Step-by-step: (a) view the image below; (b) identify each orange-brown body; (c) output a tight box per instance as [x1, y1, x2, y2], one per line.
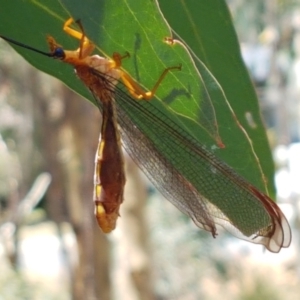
[92, 98, 125, 233]
[48, 19, 126, 232]
[75, 65, 125, 232]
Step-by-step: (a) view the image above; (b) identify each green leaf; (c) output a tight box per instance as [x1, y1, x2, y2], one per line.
[0, 0, 274, 197]
[0, 0, 286, 250]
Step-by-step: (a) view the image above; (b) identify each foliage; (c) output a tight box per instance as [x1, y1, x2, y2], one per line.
[0, 0, 275, 196]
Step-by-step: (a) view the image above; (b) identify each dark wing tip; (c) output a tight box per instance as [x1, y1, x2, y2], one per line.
[249, 187, 291, 253]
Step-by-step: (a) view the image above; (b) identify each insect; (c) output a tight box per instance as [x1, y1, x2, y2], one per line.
[0, 18, 291, 252]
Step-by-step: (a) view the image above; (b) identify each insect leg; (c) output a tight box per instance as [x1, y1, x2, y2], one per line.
[120, 65, 182, 100]
[63, 18, 94, 59]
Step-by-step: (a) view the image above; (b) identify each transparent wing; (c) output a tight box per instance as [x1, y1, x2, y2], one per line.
[91, 69, 291, 253]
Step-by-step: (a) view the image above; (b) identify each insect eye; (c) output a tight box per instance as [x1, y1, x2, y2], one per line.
[53, 47, 65, 59]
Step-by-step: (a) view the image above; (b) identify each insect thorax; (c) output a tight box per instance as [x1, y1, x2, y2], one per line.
[75, 55, 121, 103]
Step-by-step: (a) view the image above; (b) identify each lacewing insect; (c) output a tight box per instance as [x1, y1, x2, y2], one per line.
[0, 18, 291, 252]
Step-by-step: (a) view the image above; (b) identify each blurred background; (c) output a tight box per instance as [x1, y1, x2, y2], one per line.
[0, 0, 299, 299]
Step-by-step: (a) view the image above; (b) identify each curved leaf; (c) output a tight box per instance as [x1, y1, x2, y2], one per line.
[0, 0, 274, 196]
[0, 0, 288, 251]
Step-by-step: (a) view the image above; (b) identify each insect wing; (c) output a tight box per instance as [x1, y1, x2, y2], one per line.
[112, 83, 290, 253]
